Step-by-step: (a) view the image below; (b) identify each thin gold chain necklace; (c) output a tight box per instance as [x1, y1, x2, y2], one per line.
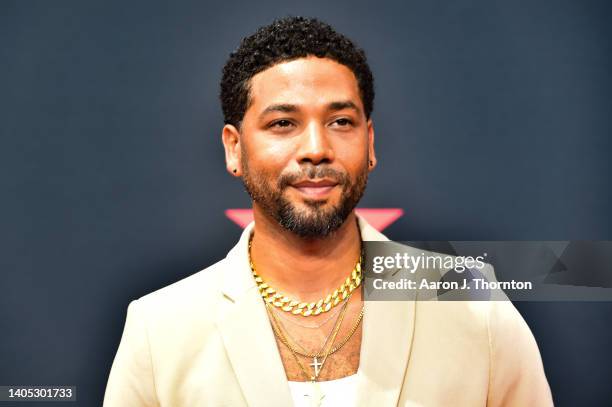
[270, 293, 351, 356]
[266, 297, 349, 382]
[248, 234, 363, 317]
[268, 299, 364, 359]
[267, 295, 364, 407]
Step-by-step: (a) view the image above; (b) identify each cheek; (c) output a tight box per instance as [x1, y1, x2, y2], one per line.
[334, 144, 368, 173]
[250, 136, 294, 166]
[261, 136, 295, 158]
[243, 138, 292, 178]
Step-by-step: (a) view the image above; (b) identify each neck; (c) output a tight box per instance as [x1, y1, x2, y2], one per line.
[249, 204, 362, 303]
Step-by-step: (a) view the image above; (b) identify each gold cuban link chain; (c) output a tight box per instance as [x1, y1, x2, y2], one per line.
[248, 235, 363, 317]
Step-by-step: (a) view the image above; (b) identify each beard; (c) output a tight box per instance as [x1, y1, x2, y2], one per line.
[240, 155, 369, 239]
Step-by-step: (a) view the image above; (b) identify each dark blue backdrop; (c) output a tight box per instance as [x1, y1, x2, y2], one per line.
[1, 0, 611, 406]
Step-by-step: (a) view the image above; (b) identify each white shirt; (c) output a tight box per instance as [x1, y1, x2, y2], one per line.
[288, 372, 359, 407]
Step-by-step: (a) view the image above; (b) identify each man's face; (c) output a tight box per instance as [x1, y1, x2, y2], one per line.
[227, 57, 376, 238]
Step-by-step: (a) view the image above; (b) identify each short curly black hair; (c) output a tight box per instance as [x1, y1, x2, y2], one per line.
[220, 16, 375, 128]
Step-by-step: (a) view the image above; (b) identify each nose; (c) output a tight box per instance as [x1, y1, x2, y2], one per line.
[295, 122, 335, 165]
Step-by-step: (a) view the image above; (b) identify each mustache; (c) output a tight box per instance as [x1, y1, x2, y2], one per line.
[278, 166, 348, 189]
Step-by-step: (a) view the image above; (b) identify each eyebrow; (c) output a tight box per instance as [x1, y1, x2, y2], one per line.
[260, 104, 298, 116]
[259, 100, 361, 118]
[328, 101, 360, 113]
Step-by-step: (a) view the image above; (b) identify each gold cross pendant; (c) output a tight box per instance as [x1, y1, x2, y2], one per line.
[310, 356, 323, 377]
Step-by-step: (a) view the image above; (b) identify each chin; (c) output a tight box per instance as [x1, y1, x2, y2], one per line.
[300, 200, 343, 214]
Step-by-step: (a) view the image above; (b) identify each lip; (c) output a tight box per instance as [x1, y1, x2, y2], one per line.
[291, 179, 339, 199]
[292, 179, 338, 188]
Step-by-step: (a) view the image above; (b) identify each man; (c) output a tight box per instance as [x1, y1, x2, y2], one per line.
[104, 17, 553, 406]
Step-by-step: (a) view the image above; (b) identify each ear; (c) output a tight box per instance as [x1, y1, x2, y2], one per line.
[221, 124, 242, 177]
[367, 119, 377, 171]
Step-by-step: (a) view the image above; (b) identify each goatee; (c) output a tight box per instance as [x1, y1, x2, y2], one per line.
[241, 161, 368, 238]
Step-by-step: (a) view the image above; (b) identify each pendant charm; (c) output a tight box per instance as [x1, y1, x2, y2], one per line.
[310, 356, 323, 377]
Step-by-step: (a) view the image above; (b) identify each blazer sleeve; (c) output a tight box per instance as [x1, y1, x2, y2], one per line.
[486, 300, 554, 406]
[103, 300, 160, 407]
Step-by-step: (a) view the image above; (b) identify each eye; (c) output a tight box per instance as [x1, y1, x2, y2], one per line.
[269, 119, 294, 129]
[331, 118, 354, 127]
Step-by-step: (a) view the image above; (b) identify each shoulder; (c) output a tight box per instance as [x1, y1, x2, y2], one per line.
[129, 256, 230, 328]
[411, 260, 529, 342]
[485, 300, 553, 405]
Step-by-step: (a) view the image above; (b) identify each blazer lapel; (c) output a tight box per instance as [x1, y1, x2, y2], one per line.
[355, 216, 417, 406]
[354, 300, 416, 405]
[215, 222, 294, 407]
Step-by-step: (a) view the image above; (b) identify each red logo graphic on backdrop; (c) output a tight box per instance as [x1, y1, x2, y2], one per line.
[225, 208, 403, 232]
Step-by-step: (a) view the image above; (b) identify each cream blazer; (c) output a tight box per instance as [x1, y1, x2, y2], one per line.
[104, 215, 553, 406]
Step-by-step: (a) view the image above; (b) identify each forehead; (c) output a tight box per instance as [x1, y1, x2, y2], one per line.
[247, 57, 363, 112]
